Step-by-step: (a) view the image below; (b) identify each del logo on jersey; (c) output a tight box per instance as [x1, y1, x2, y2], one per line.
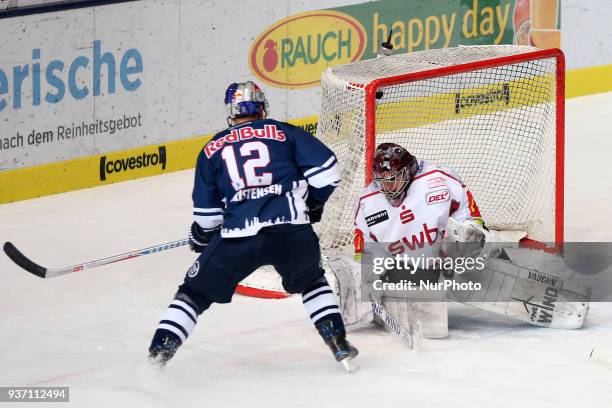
[426, 189, 449, 205]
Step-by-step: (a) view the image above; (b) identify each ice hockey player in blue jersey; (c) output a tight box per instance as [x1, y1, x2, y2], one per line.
[148, 81, 358, 370]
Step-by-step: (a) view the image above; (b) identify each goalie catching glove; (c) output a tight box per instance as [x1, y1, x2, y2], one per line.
[442, 217, 503, 271]
[188, 222, 220, 253]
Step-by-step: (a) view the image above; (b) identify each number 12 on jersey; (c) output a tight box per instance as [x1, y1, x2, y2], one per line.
[221, 141, 273, 191]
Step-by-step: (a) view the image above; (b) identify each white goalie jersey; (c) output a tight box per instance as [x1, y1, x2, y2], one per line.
[354, 160, 483, 259]
[334, 160, 483, 338]
[338, 160, 590, 333]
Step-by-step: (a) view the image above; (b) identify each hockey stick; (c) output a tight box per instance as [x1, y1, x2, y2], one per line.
[3, 240, 291, 299]
[3, 239, 189, 279]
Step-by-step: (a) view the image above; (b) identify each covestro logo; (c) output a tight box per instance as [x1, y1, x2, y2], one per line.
[99, 146, 166, 181]
[249, 10, 366, 89]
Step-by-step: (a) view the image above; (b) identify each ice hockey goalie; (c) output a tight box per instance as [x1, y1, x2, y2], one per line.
[330, 143, 590, 341]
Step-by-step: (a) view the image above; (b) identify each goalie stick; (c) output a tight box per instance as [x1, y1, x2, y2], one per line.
[369, 294, 423, 350]
[323, 255, 423, 350]
[3, 240, 289, 299]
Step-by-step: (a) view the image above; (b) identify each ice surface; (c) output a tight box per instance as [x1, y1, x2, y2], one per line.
[1, 93, 612, 407]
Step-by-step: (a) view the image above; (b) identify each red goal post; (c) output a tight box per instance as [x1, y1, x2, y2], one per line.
[317, 46, 565, 250]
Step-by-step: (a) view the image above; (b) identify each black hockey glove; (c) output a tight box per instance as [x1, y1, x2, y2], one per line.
[306, 195, 324, 224]
[188, 222, 220, 253]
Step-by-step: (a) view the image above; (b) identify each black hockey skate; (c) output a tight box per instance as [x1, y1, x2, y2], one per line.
[316, 319, 359, 372]
[148, 331, 182, 367]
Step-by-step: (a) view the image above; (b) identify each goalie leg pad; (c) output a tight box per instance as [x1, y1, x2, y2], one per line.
[447, 257, 591, 329]
[381, 298, 448, 339]
[324, 256, 374, 329]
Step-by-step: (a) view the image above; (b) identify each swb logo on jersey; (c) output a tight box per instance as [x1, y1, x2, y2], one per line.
[365, 210, 389, 227]
[388, 223, 439, 255]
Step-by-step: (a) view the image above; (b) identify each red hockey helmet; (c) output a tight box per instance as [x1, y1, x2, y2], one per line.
[372, 143, 418, 205]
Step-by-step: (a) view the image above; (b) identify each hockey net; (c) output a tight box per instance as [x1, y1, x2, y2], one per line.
[315, 45, 564, 254]
[239, 45, 564, 298]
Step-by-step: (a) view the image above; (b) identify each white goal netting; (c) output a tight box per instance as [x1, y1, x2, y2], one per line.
[315, 45, 563, 254]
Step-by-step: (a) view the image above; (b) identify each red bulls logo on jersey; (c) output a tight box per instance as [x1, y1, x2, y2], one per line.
[204, 125, 286, 158]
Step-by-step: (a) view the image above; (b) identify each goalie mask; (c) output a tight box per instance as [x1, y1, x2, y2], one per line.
[224, 81, 270, 125]
[372, 143, 418, 206]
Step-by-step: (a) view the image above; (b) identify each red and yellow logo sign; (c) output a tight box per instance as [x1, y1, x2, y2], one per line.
[249, 10, 366, 89]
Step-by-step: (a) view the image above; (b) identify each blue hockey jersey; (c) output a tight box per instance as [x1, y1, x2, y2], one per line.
[192, 119, 340, 238]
